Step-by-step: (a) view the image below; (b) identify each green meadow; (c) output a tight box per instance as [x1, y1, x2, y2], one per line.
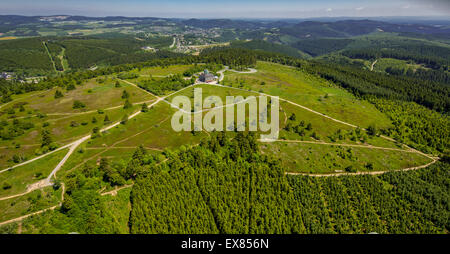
[224, 61, 393, 130]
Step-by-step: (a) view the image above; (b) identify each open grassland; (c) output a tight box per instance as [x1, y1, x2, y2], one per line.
[224, 61, 393, 130]
[0, 146, 40, 169]
[0, 102, 144, 169]
[372, 58, 426, 73]
[278, 101, 401, 149]
[87, 102, 205, 150]
[0, 62, 427, 175]
[165, 83, 256, 105]
[0, 75, 155, 168]
[21, 78, 154, 114]
[0, 186, 61, 223]
[0, 148, 68, 198]
[128, 64, 194, 76]
[261, 142, 432, 174]
[1, 105, 141, 144]
[0, 60, 441, 228]
[170, 83, 400, 149]
[0, 37, 18, 41]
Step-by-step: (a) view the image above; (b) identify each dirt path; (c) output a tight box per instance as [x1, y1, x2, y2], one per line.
[100, 184, 134, 196]
[0, 142, 74, 174]
[0, 66, 435, 178]
[169, 37, 176, 49]
[0, 183, 64, 227]
[0, 204, 61, 227]
[0, 65, 440, 226]
[264, 139, 438, 176]
[46, 99, 156, 117]
[0, 96, 162, 200]
[0, 90, 49, 110]
[286, 159, 438, 177]
[370, 59, 378, 71]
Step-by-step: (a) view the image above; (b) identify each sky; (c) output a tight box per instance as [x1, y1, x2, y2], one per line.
[1, 0, 449, 19]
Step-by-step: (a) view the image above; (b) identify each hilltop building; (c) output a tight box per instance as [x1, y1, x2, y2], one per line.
[199, 69, 216, 83]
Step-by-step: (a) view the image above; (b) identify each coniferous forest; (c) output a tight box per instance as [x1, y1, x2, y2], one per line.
[128, 132, 449, 234]
[7, 132, 447, 234]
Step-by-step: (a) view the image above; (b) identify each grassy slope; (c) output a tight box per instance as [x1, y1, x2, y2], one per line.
[261, 142, 431, 174]
[0, 186, 61, 222]
[0, 76, 155, 168]
[0, 148, 68, 198]
[0, 62, 437, 228]
[224, 61, 393, 129]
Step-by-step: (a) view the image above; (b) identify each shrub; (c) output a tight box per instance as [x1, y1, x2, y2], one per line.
[73, 100, 86, 109]
[2, 182, 12, 190]
[345, 166, 357, 173]
[54, 90, 64, 99]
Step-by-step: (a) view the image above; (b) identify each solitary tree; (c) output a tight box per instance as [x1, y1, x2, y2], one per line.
[289, 113, 297, 121]
[73, 100, 86, 109]
[54, 90, 64, 99]
[103, 114, 110, 124]
[121, 114, 128, 125]
[123, 99, 132, 109]
[41, 129, 52, 147]
[367, 125, 377, 136]
[141, 103, 148, 112]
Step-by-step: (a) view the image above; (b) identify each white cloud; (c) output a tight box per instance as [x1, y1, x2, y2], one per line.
[326, 8, 332, 12]
[355, 7, 365, 11]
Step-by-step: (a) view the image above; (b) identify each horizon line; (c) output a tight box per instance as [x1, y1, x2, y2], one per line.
[0, 14, 449, 20]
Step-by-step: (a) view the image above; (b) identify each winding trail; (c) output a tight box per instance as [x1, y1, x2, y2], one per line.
[100, 184, 134, 196]
[286, 159, 437, 177]
[169, 37, 176, 49]
[0, 65, 439, 226]
[370, 59, 378, 71]
[0, 204, 60, 227]
[260, 139, 417, 153]
[0, 90, 49, 110]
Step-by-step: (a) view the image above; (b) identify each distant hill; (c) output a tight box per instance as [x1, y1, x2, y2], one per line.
[280, 20, 450, 39]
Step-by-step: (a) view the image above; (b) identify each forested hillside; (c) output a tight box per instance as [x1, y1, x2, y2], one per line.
[2, 132, 448, 234]
[128, 132, 448, 234]
[0, 35, 178, 75]
[230, 40, 307, 58]
[0, 38, 54, 75]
